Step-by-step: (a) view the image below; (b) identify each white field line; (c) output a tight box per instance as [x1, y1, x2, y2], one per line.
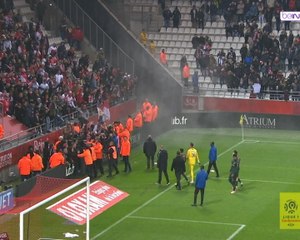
[128, 216, 246, 240]
[246, 139, 300, 145]
[226, 224, 246, 240]
[91, 140, 244, 240]
[128, 215, 243, 227]
[238, 178, 300, 185]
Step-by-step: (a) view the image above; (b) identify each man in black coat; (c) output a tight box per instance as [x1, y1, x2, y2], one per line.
[143, 135, 157, 169]
[171, 151, 186, 190]
[156, 145, 170, 185]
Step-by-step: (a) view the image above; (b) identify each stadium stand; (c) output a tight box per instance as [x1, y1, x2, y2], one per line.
[124, 0, 300, 100]
[0, 0, 136, 139]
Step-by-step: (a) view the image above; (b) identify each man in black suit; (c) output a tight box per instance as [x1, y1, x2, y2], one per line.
[156, 145, 170, 185]
[143, 135, 157, 170]
[171, 151, 186, 190]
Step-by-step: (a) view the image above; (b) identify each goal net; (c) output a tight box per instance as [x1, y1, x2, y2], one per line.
[1, 176, 90, 240]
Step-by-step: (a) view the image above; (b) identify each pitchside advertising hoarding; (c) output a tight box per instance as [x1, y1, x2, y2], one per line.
[47, 181, 129, 225]
[170, 112, 300, 130]
[0, 188, 14, 214]
[280, 11, 300, 21]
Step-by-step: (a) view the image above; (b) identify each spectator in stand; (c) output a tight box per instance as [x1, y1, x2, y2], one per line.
[197, 7, 205, 30]
[149, 40, 156, 55]
[71, 26, 84, 50]
[162, 7, 172, 29]
[190, 5, 198, 28]
[160, 48, 168, 66]
[172, 6, 181, 28]
[18, 153, 32, 181]
[139, 29, 148, 46]
[35, 0, 46, 24]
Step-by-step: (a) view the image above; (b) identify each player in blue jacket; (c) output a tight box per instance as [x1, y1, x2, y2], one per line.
[192, 165, 208, 206]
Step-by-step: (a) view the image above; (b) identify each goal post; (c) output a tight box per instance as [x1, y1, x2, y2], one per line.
[19, 176, 90, 240]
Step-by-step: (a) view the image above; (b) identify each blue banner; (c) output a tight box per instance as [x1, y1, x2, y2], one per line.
[0, 188, 14, 214]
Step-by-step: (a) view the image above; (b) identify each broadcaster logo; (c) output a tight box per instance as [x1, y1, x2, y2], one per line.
[280, 11, 300, 21]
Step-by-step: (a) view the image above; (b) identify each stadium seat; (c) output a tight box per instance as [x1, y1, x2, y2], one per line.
[184, 28, 190, 34]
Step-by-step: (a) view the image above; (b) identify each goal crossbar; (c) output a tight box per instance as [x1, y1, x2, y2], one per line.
[19, 177, 90, 240]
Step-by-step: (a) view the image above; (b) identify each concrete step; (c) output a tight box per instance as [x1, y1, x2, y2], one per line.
[13, 0, 28, 9]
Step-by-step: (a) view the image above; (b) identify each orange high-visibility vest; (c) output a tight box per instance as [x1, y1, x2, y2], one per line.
[31, 153, 44, 171]
[77, 149, 93, 165]
[49, 152, 65, 168]
[121, 139, 131, 156]
[18, 156, 31, 175]
[143, 107, 153, 123]
[183, 65, 190, 78]
[108, 145, 117, 160]
[94, 142, 103, 159]
[126, 117, 134, 132]
[152, 105, 159, 121]
[90, 146, 97, 162]
[160, 52, 167, 64]
[134, 112, 143, 128]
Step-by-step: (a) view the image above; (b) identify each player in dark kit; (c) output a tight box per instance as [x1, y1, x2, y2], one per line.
[171, 151, 186, 190]
[229, 152, 239, 194]
[233, 150, 243, 187]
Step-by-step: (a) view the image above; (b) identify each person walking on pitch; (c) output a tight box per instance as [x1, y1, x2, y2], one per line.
[192, 165, 208, 206]
[207, 141, 219, 177]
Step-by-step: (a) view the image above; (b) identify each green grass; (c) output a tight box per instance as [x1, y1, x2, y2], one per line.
[2, 128, 300, 239]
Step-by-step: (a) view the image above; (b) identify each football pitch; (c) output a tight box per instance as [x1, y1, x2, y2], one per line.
[88, 128, 300, 240]
[4, 127, 300, 239]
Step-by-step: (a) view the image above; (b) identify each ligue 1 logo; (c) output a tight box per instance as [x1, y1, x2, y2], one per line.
[284, 199, 298, 214]
[280, 11, 300, 21]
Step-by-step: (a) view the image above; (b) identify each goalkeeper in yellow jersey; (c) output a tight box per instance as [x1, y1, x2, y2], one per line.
[186, 142, 200, 184]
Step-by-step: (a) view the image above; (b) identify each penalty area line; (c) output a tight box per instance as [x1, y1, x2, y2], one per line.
[226, 224, 246, 240]
[128, 216, 246, 240]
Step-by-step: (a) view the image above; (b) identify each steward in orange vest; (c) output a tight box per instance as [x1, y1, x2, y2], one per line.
[77, 144, 93, 179]
[126, 115, 134, 133]
[134, 112, 143, 128]
[18, 154, 31, 181]
[160, 49, 168, 65]
[31, 150, 44, 176]
[143, 106, 153, 124]
[152, 103, 159, 121]
[182, 63, 190, 87]
[121, 136, 132, 173]
[107, 141, 119, 177]
[49, 150, 65, 169]
[94, 139, 104, 176]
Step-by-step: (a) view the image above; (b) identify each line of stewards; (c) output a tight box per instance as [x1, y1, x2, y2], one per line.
[49, 149, 65, 169]
[107, 141, 119, 177]
[77, 145, 94, 179]
[120, 136, 132, 173]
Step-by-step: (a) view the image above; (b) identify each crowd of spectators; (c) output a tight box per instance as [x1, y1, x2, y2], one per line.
[157, 1, 300, 99]
[0, 3, 136, 133]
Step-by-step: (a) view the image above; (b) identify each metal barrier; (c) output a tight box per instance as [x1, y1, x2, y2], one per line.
[0, 104, 97, 151]
[52, 0, 135, 75]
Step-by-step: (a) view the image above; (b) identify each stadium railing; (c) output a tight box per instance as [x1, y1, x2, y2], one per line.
[52, 0, 135, 75]
[0, 104, 97, 152]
